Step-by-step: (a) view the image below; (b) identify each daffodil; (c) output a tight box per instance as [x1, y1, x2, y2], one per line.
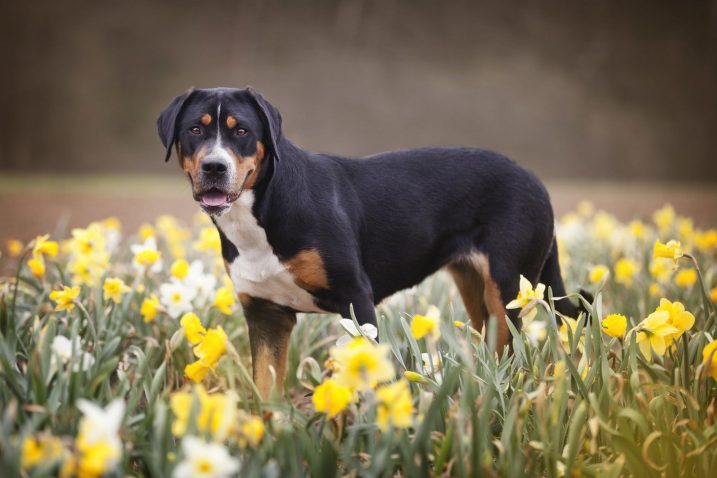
[628, 220, 647, 239]
[49, 285, 81, 312]
[649, 259, 673, 283]
[674, 268, 697, 288]
[194, 227, 222, 255]
[181, 260, 217, 305]
[589, 265, 609, 285]
[170, 385, 237, 440]
[711, 287, 717, 303]
[171, 259, 190, 279]
[524, 320, 548, 345]
[159, 280, 197, 318]
[238, 414, 265, 448]
[558, 317, 584, 352]
[32, 234, 59, 258]
[193, 326, 228, 367]
[67, 251, 109, 287]
[313, 379, 354, 418]
[21, 434, 64, 470]
[404, 371, 428, 383]
[590, 212, 618, 241]
[75, 399, 125, 478]
[634, 310, 680, 361]
[69, 224, 107, 256]
[649, 282, 663, 298]
[601, 314, 627, 338]
[28, 256, 46, 279]
[653, 239, 683, 264]
[138, 223, 156, 241]
[103, 277, 130, 304]
[411, 305, 441, 340]
[336, 318, 378, 347]
[655, 298, 695, 342]
[185, 361, 211, 383]
[614, 258, 639, 286]
[375, 380, 413, 431]
[213, 286, 236, 315]
[51, 335, 95, 373]
[180, 312, 206, 345]
[653, 204, 675, 234]
[131, 237, 163, 274]
[173, 436, 240, 478]
[702, 341, 717, 380]
[695, 229, 717, 253]
[330, 337, 395, 391]
[6, 239, 23, 257]
[506, 275, 545, 322]
[140, 294, 161, 322]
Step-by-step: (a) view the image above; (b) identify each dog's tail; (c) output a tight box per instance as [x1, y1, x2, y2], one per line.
[539, 238, 593, 319]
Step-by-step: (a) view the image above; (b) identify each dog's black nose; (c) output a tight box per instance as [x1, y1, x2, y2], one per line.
[201, 160, 228, 176]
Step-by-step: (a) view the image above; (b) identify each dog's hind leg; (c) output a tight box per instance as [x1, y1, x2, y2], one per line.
[447, 253, 509, 352]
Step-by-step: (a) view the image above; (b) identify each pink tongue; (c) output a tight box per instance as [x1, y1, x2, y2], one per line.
[201, 191, 228, 206]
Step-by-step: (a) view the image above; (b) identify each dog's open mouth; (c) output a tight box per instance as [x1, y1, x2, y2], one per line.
[200, 188, 231, 207]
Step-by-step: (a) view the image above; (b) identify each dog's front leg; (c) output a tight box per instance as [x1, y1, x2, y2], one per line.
[239, 295, 296, 399]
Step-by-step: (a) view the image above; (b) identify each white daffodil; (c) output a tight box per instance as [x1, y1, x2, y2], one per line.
[131, 237, 163, 274]
[159, 280, 197, 318]
[506, 275, 546, 323]
[422, 352, 443, 383]
[50, 335, 95, 374]
[336, 318, 378, 347]
[523, 320, 547, 346]
[182, 260, 217, 306]
[173, 436, 240, 478]
[76, 398, 125, 469]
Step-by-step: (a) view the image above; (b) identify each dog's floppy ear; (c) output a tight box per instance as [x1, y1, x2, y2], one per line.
[157, 88, 196, 162]
[246, 87, 282, 162]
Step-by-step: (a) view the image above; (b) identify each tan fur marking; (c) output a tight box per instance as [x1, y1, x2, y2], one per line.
[284, 248, 329, 291]
[200, 113, 212, 126]
[226, 115, 237, 129]
[238, 293, 252, 306]
[447, 253, 509, 352]
[243, 142, 265, 190]
[252, 344, 282, 399]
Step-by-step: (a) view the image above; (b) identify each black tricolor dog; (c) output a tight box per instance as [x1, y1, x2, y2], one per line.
[157, 87, 582, 398]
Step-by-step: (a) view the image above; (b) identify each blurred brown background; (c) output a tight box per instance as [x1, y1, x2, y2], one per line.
[1, 0, 717, 239]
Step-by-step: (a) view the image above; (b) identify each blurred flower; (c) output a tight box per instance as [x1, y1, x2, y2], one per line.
[589, 265, 609, 285]
[182, 260, 217, 305]
[634, 310, 679, 361]
[614, 258, 639, 286]
[695, 229, 717, 253]
[159, 280, 196, 318]
[711, 287, 717, 303]
[677, 217, 694, 243]
[336, 318, 378, 347]
[21, 434, 64, 470]
[32, 234, 59, 258]
[49, 285, 80, 312]
[649, 259, 673, 283]
[653, 204, 675, 235]
[421, 352, 443, 383]
[559, 317, 584, 352]
[103, 277, 130, 304]
[181, 312, 206, 345]
[411, 305, 441, 341]
[506, 275, 545, 322]
[213, 286, 236, 315]
[51, 335, 95, 373]
[330, 337, 395, 392]
[653, 240, 683, 264]
[173, 436, 240, 478]
[238, 413, 265, 448]
[628, 220, 647, 240]
[590, 212, 618, 241]
[601, 314, 627, 338]
[171, 259, 190, 280]
[375, 380, 413, 431]
[313, 379, 353, 418]
[194, 227, 222, 255]
[131, 237, 163, 274]
[674, 268, 697, 288]
[170, 385, 236, 440]
[702, 341, 717, 380]
[138, 223, 156, 241]
[141, 294, 161, 322]
[577, 200, 594, 217]
[649, 282, 663, 298]
[524, 320, 547, 345]
[69, 224, 107, 257]
[6, 239, 23, 257]
[75, 399, 125, 478]
[28, 256, 46, 279]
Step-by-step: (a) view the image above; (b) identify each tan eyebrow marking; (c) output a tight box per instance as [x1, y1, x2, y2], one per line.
[226, 116, 237, 129]
[200, 114, 212, 126]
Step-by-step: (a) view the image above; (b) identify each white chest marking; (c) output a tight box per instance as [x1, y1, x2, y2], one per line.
[215, 191, 326, 313]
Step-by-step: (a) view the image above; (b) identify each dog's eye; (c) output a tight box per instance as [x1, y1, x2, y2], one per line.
[236, 128, 248, 136]
[189, 126, 202, 135]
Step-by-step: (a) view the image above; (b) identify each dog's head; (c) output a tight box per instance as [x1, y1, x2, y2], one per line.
[157, 87, 282, 215]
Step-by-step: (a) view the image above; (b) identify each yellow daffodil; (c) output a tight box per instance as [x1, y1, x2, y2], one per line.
[695, 229, 717, 253]
[590, 212, 618, 241]
[21, 434, 64, 470]
[628, 220, 647, 239]
[170, 385, 236, 439]
[70, 224, 107, 256]
[213, 286, 236, 315]
[653, 204, 675, 234]
[403, 371, 428, 384]
[375, 380, 413, 431]
[649, 259, 673, 283]
[49, 285, 81, 312]
[330, 337, 395, 392]
[140, 294, 161, 322]
[103, 278, 130, 304]
[74, 399, 124, 478]
[559, 317, 584, 352]
[181, 312, 206, 345]
[702, 341, 717, 380]
[6, 239, 23, 257]
[170, 259, 190, 280]
[677, 217, 694, 243]
[32, 234, 59, 258]
[313, 379, 354, 418]
[506, 275, 545, 322]
[711, 287, 717, 303]
[634, 310, 680, 361]
[674, 268, 697, 288]
[238, 414, 265, 448]
[614, 258, 639, 287]
[601, 314, 627, 338]
[185, 361, 211, 383]
[655, 298, 695, 342]
[68, 251, 109, 287]
[138, 224, 155, 241]
[649, 282, 663, 298]
[577, 200, 594, 217]
[27, 256, 46, 279]
[193, 326, 227, 366]
[653, 239, 683, 264]
[589, 265, 609, 285]
[194, 227, 222, 255]
[411, 305, 441, 341]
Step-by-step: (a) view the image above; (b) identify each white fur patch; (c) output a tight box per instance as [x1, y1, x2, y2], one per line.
[215, 191, 326, 313]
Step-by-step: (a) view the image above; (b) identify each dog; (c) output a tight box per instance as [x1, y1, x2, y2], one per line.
[157, 86, 583, 398]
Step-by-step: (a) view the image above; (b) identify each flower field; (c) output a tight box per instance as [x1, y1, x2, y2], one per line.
[1, 203, 717, 477]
